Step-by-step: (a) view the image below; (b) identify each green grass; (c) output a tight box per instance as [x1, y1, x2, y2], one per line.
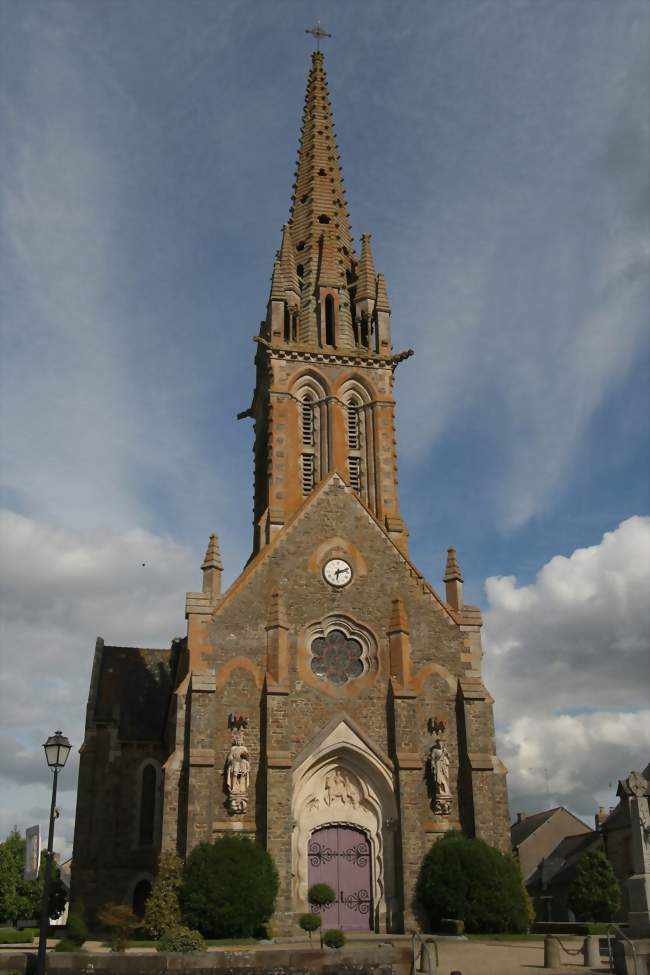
[0, 929, 35, 944]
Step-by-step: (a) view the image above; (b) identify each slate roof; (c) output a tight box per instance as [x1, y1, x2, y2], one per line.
[94, 643, 179, 741]
[511, 807, 562, 847]
[527, 831, 602, 890]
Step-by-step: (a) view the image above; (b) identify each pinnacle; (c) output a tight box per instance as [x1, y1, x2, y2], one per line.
[201, 533, 223, 571]
[356, 234, 376, 303]
[376, 272, 391, 313]
[443, 547, 463, 583]
[279, 224, 300, 297]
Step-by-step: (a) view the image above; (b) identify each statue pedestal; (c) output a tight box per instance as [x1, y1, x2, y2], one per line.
[627, 873, 650, 939]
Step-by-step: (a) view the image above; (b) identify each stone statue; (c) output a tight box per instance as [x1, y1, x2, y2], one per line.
[225, 731, 250, 814]
[430, 737, 452, 816]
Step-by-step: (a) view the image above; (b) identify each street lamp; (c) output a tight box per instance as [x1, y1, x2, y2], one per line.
[36, 731, 72, 975]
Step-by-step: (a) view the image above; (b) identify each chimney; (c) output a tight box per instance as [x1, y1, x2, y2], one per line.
[595, 806, 608, 829]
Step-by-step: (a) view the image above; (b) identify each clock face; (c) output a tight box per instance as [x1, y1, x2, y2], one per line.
[323, 558, 353, 588]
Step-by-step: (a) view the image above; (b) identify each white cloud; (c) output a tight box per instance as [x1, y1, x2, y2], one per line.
[0, 510, 195, 856]
[484, 516, 650, 818]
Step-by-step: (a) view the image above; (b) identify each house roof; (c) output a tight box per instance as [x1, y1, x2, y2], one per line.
[511, 807, 562, 847]
[94, 643, 178, 741]
[527, 831, 602, 891]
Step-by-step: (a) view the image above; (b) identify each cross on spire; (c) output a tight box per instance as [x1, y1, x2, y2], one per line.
[305, 21, 332, 52]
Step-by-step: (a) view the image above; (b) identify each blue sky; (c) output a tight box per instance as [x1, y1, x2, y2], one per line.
[1, 0, 648, 856]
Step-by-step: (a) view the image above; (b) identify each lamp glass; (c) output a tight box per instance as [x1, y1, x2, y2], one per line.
[43, 731, 71, 770]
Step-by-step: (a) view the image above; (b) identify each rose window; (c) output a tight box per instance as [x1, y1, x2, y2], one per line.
[310, 629, 364, 685]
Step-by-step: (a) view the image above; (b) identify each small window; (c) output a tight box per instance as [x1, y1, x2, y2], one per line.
[318, 215, 330, 224]
[292, 313, 300, 342]
[301, 454, 315, 495]
[318, 168, 327, 176]
[325, 295, 335, 346]
[284, 307, 290, 342]
[297, 263, 304, 279]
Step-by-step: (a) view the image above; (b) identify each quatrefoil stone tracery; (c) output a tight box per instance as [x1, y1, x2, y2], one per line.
[310, 629, 364, 685]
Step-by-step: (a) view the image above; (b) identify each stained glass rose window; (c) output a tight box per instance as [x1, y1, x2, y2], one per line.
[310, 629, 364, 685]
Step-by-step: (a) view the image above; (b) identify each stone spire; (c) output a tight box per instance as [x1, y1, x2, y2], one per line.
[443, 547, 464, 611]
[201, 533, 222, 600]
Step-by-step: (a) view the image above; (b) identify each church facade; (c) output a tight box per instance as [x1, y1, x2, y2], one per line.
[71, 51, 510, 933]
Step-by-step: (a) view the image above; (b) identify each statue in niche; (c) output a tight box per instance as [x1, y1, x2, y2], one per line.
[225, 731, 250, 815]
[323, 768, 359, 808]
[430, 736, 452, 816]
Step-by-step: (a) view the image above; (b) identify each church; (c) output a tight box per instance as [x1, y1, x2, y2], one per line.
[71, 49, 510, 934]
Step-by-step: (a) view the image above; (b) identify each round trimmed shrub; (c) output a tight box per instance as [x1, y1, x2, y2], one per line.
[416, 833, 529, 933]
[157, 925, 205, 953]
[308, 883, 335, 908]
[299, 913, 321, 942]
[322, 928, 345, 949]
[181, 836, 279, 938]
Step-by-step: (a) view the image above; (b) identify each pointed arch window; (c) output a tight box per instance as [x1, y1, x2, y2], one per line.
[345, 393, 365, 498]
[297, 385, 324, 496]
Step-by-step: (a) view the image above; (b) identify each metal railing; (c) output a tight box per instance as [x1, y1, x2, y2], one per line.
[607, 923, 639, 975]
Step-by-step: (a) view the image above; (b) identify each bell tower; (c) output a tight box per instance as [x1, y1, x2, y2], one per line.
[245, 51, 412, 555]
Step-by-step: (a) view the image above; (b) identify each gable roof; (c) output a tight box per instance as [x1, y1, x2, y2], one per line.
[511, 807, 561, 847]
[94, 643, 178, 741]
[212, 472, 461, 625]
[511, 805, 591, 849]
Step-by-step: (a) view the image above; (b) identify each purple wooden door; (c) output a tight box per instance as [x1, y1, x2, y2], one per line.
[308, 825, 373, 931]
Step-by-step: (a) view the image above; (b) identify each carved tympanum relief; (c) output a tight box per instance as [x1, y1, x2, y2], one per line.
[305, 768, 361, 811]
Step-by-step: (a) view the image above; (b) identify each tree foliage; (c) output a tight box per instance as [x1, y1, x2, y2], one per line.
[568, 850, 621, 922]
[180, 836, 279, 938]
[299, 912, 321, 943]
[97, 903, 139, 952]
[0, 830, 67, 924]
[416, 832, 530, 934]
[156, 925, 205, 953]
[143, 852, 183, 939]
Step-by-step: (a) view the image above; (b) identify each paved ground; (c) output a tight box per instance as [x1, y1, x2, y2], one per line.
[429, 937, 609, 975]
[2, 936, 612, 974]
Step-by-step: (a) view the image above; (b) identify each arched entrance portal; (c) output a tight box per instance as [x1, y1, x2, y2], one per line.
[309, 825, 372, 931]
[292, 717, 400, 932]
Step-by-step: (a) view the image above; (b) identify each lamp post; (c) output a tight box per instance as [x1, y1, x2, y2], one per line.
[36, 731, 71, 975]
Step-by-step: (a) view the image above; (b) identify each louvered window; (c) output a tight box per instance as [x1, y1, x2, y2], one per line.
[348, 456, 361, 493]
[301, 453, 315, 495]
[347, 401, 359, 449]
[301, 396, 314, 446]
